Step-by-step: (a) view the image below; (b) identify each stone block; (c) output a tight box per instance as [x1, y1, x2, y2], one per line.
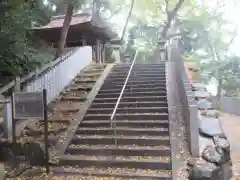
[202, 145, 223, 165]
[188, 159, 221, 180]
[197, 99, 213, 110]
[220, 161, 233, 180]
[194, 90, 210, 100]
[200, 110, 219, 118]
[213, 136, 231, 163]
[192, 83, 206, 91]
[199, 116, 225, 138]
[199, 136, 215, 157]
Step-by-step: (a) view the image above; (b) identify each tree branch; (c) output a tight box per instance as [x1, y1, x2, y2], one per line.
[164, 0, 169, 14]
[161, 0, 184, 38]
[120, 0, 135, 41]
[105, 4, 128, 20]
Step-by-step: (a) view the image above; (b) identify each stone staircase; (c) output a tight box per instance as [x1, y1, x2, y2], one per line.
[53, 63, 172, 179]
[19, 63, 107, 148]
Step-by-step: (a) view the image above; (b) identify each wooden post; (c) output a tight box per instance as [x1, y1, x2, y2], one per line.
[96, 39, 100, 63]
[100, 44, 103, 63]
[82, 36, 86, 46]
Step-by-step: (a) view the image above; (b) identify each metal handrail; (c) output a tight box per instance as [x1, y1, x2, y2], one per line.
[110, 51, 138, 146]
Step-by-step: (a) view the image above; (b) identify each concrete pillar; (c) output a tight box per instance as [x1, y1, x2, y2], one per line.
[3, 101, 12, 139]
[82, 39, 86, 46]
[96, 39, 101, 63]
[158, 40, 166, 61]
[102, 44, 106, 63]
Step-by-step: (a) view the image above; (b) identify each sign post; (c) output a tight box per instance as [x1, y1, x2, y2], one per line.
[12, 89, 49, 174]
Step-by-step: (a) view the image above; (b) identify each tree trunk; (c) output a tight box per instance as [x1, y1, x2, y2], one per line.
[55, 1, 74, 59]
[120, 0, 134, 41]
[161, 0, 184, 38]
[92, 0, 101, 22]
[216, 69, 222, 110]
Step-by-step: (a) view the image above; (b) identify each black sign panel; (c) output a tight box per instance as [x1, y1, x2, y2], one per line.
[13, 92, 44, 119]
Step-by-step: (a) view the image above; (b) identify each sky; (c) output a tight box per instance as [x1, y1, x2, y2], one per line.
[223, 3, 240, 55]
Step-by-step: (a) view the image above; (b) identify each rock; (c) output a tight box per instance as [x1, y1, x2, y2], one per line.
[187, 157, 199, 167]
[220, 161, 233, 180]
[202, 146, 223, 165]
[197, 99, 213, 110]
[188, 159, 221, 180]
[192, 83, 206, 91]
[23, 141, 45, 166]
[213, 136, 230, 163]
[199, 116, 225, 138]
[194, 90, 210, 100]
[200, 110, 219, 118]
[48, 133, 58, 146]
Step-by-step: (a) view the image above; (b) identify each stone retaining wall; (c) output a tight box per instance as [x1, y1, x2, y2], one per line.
[167, 36, 233, 179]
[187, 83, 233, 180]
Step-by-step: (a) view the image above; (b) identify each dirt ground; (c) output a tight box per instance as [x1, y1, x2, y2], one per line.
[220, 113, 240, 176]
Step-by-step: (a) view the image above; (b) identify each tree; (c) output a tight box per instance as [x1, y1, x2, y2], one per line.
[177, 3, 240, 98]
[120, 0, 135, 41]
[55, 1, 74, 58]
[0, 0, 55, 76]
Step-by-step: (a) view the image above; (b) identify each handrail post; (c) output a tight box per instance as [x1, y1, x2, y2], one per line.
[110, 51, 138, 146]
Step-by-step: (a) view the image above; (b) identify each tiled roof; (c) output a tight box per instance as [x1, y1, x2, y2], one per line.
[33, 13, 92, 29]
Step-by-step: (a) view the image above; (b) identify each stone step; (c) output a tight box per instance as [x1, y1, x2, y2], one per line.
[79, 120, 169, 128]
[66, 145, 170, 156]
[60, 95, 86, 101]
[112, 68, 165, 72]
[74, 79, 97, 84]
[108, 73, 166, 77]
[108, 79, 166, 85]
[53, 167, 172, 180]
[96, 91, 167, 98]
[86, 107, 168, 114]
[81, 72, 102, 78]
[83, 113, 168, 121]
[111, 73, 166, 77]
[115, 63, 165, 67]
[93, 96, 167, 103]
[68, 85, 93, 91]
[52, 102, 80, 113]
[70, 135, 170, 146]
[59, 155, 171, 170]
[101, 83, 166, 89]
[90, 101, 167, 109]
[98, 87, 166, 94]
[76, 127, 169, 136]
[106, 76, 166, 82]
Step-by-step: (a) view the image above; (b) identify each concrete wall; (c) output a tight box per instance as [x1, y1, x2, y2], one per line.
[221, 97, 240, 116]
[210, 96, 240, 116]
[25, 46, 92, 104]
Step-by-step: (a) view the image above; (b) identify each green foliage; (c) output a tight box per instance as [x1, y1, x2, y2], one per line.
[0, 0, 55, 76]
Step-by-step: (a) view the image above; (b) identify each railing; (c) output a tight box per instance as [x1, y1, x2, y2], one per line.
[166, 20, 199, 156]
[25, 46, 92, 104]
[1, 46, 92, 138]
[0, 47, 78, 123]
[0, 48, 78, 96]
[110, 51, 139, 146]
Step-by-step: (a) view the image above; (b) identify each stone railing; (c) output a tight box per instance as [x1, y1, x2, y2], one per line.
[167, 20, 232, 179]
[167, 37, 199, 157]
